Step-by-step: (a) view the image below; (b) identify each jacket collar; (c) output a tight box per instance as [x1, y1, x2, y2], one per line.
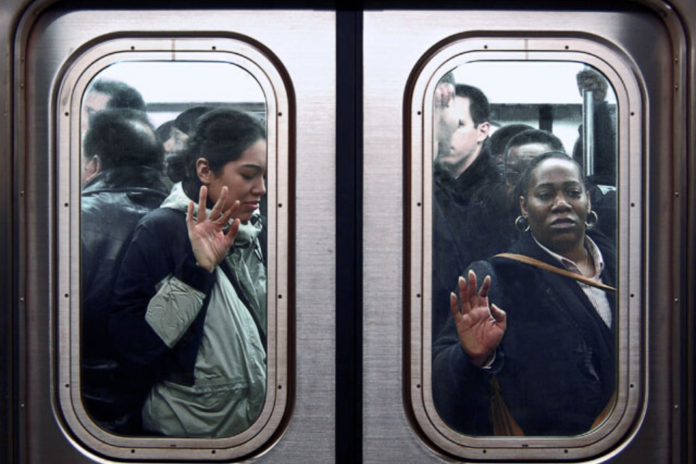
[82, 166, 168, 195]
[434, 145, 499, 199]
[510, 230, 616, 287]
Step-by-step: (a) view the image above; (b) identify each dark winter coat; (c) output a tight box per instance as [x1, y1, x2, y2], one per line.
[80, 166, 169, 434]
[432, 229, 616, 436]
[431, 147, 509, 337]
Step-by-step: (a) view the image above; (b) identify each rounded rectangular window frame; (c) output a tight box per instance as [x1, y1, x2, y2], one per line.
[55, 36, 293, 461]
[405, 35, 646, 461]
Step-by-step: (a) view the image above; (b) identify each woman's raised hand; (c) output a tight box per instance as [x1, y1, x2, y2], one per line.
[450, 270, 507, 367]
[186, 185, 240, 273]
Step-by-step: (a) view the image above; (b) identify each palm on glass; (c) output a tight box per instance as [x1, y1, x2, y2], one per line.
[186, 185, 241, 273]
[450, 270, 507, 366]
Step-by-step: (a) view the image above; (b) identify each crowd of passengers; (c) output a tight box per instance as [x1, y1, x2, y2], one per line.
[80, 68, 619, 439]
[80, 79, 268, 437]
[430, 69, 618, 436]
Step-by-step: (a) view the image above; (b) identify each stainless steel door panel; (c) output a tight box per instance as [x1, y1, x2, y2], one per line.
[1, 1, 694, 463]
[18, 7, 335, 463]
[364, 8, 680, 463]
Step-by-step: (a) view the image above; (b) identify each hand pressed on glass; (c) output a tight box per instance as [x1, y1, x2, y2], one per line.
[186, 185, 241, 273]
[450, 270, 507, 367]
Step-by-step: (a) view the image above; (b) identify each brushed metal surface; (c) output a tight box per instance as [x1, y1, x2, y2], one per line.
[3, 0, 694, 463]
[364, 8, 680, 463]
[0, 0, 19, 462]
[18, 6, 335, 464]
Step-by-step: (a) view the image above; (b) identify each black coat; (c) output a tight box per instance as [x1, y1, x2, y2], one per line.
[431, 147, 510, 337]
[432, 230, 616, 436]
[81, 166, 169, 435]
[108, 206, 220, 384]
[573, 101, 617, 187]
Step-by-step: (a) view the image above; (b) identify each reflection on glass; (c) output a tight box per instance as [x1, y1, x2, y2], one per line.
[431, 62, 618, 437]
[79, 62, 268, 438]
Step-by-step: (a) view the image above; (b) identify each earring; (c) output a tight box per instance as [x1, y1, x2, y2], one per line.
[586, 210, 599, 229]
[515, 215, 530, 232]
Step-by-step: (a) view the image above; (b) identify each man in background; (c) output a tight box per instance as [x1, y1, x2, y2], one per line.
[81, 79, 146, 135]
[81, 108, 169, 434]
[432, 83, 504, 337]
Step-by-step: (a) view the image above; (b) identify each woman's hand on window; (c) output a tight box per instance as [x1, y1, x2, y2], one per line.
[450, 270, 507, 367]
[186, 185, 240, 273]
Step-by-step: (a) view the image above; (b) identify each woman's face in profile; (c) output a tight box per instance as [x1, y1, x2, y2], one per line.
[207, 139, 268, 223]
[520, 157, 590, 253]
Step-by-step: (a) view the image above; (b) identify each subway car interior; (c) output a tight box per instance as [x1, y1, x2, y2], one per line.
[1, 1, 695, 463]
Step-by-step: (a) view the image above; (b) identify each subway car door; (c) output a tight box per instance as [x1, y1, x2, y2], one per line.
[5, 2, 336, 463]
[362, 3, 695, 464]
[2, 1, 696, 464]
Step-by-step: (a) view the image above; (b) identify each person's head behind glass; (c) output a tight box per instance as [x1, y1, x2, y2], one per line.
[504, 129, 566, 201]
[181, 108, 267, 224]
[489, 123, 534, 167]
[159, 107, 215, 184]
[518, 152, 591, 259]
[435, 83, 491, 179]
[82, 79, 146, 135]
[81, 108, 162, 187]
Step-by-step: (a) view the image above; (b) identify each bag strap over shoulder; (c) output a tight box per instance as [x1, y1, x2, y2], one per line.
[489, 376, 524, 436]
[494, 253, 617, 294]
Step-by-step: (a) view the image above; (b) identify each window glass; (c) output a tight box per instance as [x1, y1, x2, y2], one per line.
[430, 61, 618, 437]
[79, 62, 268, 439]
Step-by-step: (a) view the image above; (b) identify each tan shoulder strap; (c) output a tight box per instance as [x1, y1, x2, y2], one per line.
[489, 376, 525, 436]
[494, 253, 616, 294]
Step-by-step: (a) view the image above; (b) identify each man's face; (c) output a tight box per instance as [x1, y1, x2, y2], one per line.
[505, 142, 555, 200]
[163, 127, 189, 154]
[436, 96, 489, 178]
[81, 91, 111, 135]
[81, 155, 99, 188]
[163, 127, 189, 174]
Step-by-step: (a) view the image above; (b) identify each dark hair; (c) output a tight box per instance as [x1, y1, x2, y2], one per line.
[174, 106, 213, 135]
[181, 108, 266, 195]
[83, 109, 163, 171]
[454, 83, 490, 127]
[88, 80, 146, 112]
[489, 124, 534, 156]
[518, 151, 586, 201]
[155, 120, 176, 144]
[504, 129, 566, 164]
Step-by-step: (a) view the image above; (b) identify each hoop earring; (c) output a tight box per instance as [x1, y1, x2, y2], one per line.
[515, 215, 530, 232]
[586, 210, 599, 229]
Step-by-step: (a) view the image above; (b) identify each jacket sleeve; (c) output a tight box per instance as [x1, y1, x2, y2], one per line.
[431, 260, 502, 435]
[108, 211, 216, 367]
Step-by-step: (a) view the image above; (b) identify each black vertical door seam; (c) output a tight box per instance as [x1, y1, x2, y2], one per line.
[336, 8, 363, 464]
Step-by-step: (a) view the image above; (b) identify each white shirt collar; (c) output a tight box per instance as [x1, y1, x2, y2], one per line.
[532, 234, 605, 279]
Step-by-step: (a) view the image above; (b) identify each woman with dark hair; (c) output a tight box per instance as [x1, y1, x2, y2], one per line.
[433, 151, 616, 437]
[109, 108, 267, 438]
